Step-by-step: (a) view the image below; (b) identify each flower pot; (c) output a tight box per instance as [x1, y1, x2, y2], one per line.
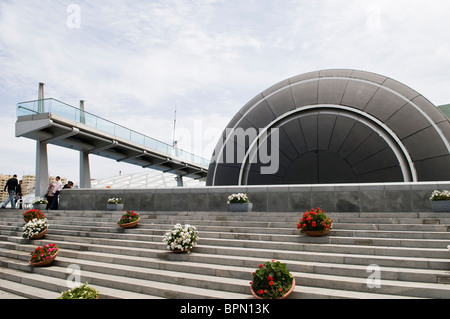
[118, 218, 140, 229]
[251, 278, 296, 300]
[171, 249, 189, 254]
[33, 204, 47, 211]
[29, 250, 58, 267]
[431, 201, 450, 212]
[228, 203, 253, 212]
[30, 227, 48, 240]
[305, 229, 330, 237]
[107, 203, 124, 211]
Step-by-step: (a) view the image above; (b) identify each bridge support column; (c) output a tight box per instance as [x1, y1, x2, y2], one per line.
[78, 100, 91, 188]
[35, 83, 49, 197]
[35, 142, 49, 197]
[176, 174, 184, 187]
[80, 152, 91, 188]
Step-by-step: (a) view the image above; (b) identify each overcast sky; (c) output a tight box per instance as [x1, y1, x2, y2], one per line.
[1, 0, 450, 184]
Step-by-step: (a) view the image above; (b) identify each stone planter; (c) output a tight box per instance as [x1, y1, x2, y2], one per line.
[118, 218, 139, 229]
[305, 229, 330, 237]
[30, 227, 48, 240]
[171, 249, 190, 254]
[107, 203, 124, 211]
[228, 203, 253, 212]
[431, 201, 450, 212]
[251, 278, 295, 299]
[33, 204, 47, 211]
[29, 250, 58, 267]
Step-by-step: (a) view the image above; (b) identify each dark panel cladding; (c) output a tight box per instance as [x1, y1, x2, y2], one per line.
[206, 69, 450, 186]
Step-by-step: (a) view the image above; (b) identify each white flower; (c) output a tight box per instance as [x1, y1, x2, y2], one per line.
[162, 223, 199, 252]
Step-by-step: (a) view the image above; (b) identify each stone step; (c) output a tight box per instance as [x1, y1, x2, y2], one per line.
[4, 211, 450, 234]
[2, 225, 449, 264]
[0, 254, 250, 299]
[0, 244, 427, 299]
[5, 215, 450, 233]
[0, 278, 59, 299]
[4, 210, 450, 224]
[2, 239, 448, 285]
[4, 216, 450, 241]
[6, 213, 450, 227]
[3, 229, 450, 277]
[0, 209, 449, 299]
[2, 221, 449, 254]
[0, 264, 160, 299]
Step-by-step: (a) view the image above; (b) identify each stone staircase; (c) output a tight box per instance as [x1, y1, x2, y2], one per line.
[0, 209, 449, 299]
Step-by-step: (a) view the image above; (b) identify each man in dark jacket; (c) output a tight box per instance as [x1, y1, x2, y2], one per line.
[15, 180, 23, 209]
[2, 174, 18, 209]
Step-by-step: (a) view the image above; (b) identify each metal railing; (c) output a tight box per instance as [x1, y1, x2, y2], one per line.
[17, 98, 209, 167]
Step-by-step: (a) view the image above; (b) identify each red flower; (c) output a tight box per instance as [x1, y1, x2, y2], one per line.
[269, 281, 274, 286]
[267, 276, 273, 281]
[258, 289, 264, 295]
[312, 221, 316, 227]
[259, 264, 263, 268]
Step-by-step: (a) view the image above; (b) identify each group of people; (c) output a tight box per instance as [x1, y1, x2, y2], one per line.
[45, 177, 74, 210]
[1, 175, 74, 210]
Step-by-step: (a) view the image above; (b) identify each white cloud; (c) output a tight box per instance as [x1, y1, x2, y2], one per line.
[1, 0, 450, 184]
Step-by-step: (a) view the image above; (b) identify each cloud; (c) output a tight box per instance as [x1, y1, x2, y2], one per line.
[1, 0, 450, 183]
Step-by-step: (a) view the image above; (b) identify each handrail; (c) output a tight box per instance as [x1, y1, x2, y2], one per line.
[17, 98, 209, 167]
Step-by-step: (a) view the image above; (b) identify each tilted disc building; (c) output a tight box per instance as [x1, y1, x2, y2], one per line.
[207, 69, 450, 186]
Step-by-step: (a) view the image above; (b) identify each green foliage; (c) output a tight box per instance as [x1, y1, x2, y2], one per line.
[251, 260, 293, 299]
[59, 283, 99, 299]
[297, 207, 333, 233]
[430, 190, 450, 201]
[107, 198, 123, 204]
[227, 193, 250, 204]
[117, 210, 139, 224]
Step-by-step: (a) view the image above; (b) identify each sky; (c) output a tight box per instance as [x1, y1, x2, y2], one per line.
[1, 0, 450, 185]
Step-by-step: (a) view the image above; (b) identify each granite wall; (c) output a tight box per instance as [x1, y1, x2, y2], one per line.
[58, 182, 450, 213]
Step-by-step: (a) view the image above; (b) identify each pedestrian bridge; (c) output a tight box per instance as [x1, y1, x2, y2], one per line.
[15, 96, 209, 195]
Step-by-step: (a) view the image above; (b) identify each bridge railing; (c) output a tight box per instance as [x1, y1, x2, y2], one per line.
[17, 98, 209, 167]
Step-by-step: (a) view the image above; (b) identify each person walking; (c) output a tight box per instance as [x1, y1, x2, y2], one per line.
[1, 174, 19, 209]
[15, 180, 23, 209]
[46, 182, 55, 210]
[49, 176, 63, 210]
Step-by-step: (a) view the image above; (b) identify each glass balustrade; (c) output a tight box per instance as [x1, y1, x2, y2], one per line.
[17, 98, 209, 167]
